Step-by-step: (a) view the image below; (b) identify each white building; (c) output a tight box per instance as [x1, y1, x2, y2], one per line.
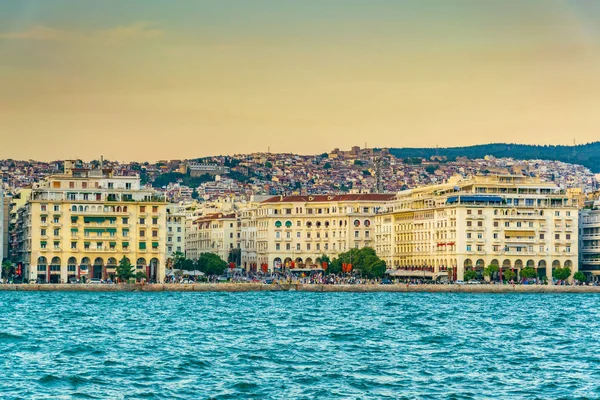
[254, 194, 395, 272]
[0, 187, 4, 262]
[185, 213, 239, 262]
[380, 175, 579, 281]
[579, 200, 600, 281]
[166, 204, 186, 261]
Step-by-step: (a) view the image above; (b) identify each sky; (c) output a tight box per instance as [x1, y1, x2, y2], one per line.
[1, 0, 600, 161]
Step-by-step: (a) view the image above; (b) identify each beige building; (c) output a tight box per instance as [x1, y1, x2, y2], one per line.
[186, 212, 239, 262]
[166, 204, 186, 261]
[14, 161, 167, 282]
[255, 194, 395, 271]
[378, 175, 579, 281]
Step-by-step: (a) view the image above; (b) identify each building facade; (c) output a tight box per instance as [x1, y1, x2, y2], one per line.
[186, 213, 239, 262]
[255, 194, 395, 272]
[379, 175, 579, 281]
[166, 204, 186, 262]
[14, 161, 168, 282]
[0, 187, 4, 262]
[579, 200, 600, 281]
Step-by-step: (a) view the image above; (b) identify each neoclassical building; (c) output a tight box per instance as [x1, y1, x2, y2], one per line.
[14, 161, 167, 282]
[377, 175, 579, 281]
[254, 194, 395, 271]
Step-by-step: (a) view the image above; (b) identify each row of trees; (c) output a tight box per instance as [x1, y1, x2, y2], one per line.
[171, 252, 228, 276]
[464, 264, 586, 283]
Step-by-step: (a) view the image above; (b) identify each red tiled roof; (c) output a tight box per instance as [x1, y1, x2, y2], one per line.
[261, 194, 395, 203]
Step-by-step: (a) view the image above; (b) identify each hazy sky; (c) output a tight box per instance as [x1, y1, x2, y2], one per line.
[1, 1, 600, 161]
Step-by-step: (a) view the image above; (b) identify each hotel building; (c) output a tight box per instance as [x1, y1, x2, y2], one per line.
[14, 161, 167, 282]
[255, 194, 395, 271]
[378, 175, 579, 281]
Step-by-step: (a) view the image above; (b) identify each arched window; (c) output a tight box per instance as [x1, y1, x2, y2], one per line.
[285, 221, 292, 228]
[306, 221, 312, 228]
[364, 220, 371, 227]
[71, 205, 77, 212]
[354, 220, 360, 227]
[274, 221, 282, 228]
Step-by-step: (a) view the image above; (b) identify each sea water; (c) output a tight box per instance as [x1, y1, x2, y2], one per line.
[1, 291, 599, 399]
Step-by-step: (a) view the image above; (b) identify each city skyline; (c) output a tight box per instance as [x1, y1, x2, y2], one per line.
[2, 1, 600, 161]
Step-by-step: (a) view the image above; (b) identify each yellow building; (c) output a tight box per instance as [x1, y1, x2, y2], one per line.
[15, 161, 167, 283]
[377, 175, 579, 281]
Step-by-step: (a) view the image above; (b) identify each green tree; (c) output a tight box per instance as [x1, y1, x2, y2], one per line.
[1, 260, 12, 280]
[116, 257, 135, 282]
[464, 269, 477, 281]
[329, 247, 386, 278]
[135, 271, 147, 281]
[191, 189, 199, 199]
[425, 165, 437, 174]
[197, 253, 228, 276]
[504, 270, 516, 281]
[482, 264, 499, 280]
[228, 248, 241, 266]
[265, 161, 273, 168]
[553, 267, 571, 281]
[323, 162, 332, 169]
[353, 160, 363, 166]
[520, 267, 537, 279]
[574, 271, 587, 283]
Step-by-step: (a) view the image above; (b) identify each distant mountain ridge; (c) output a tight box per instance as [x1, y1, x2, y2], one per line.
[388, 142, 600, 173]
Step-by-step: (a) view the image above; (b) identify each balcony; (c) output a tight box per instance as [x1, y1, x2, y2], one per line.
[582, 247, 600, 253]
[582, 234, 600, 240]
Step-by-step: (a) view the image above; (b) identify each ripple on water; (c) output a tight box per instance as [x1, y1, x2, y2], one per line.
[1, 291, 600, 399]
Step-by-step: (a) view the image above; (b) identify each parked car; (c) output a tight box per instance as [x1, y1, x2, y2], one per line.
[68, 278, 79, 284]
[381, 278, 392, 285]
[88, 278, 102, 284]
[455, 280, 465, 285]
[468, 280, 481, 285]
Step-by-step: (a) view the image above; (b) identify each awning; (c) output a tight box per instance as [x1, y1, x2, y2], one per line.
[139, 242, 147, 250]
[106, 228, 117, 233]
[84, 242, 90, 245]
[71, 228, 78, 233]
[152, 242, 159, 248]
[40, 241, 47, 245]
[122, 241, 129, 246]
[109, 242, 116, 246]
[85, 228, 105, 233]
[446, 195, 503, 204]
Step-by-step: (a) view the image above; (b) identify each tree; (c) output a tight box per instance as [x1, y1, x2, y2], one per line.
[520, 267, 537, 279]
[135, 271, 147, 281]
[553, 267, 571, 281]
[1, 260, 12, 280]
[425, 165, 437, 174]
[172, 251, 186, 270]
[228, 248, 241, 266]
[482, 264, 499, 278]
[330, 247, 386, 278]
[116, 256, 135, 282]
[574, 271, 587, 283]
[504, 270, 516, 281]
[265, 161, 273, 168]
[191, 189, 199, 200]
[197, 253, 227, 276]
[464, 269, 477, 281]
[323, 162, 332, 169]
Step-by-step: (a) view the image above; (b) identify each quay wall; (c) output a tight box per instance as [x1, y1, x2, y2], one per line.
[1, 283, 600, 293]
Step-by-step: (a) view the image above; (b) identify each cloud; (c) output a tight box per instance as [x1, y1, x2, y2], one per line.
[0, 22, 164, 43]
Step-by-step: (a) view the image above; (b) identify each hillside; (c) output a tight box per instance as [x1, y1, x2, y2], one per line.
[388, 142, 600, 173]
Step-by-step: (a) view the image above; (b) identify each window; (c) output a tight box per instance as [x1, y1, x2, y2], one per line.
[555, 211, 560, 217]
[276, 243, 280, 251]
[152, 230, 158, 238]
[177, 237, 181, 242]
[466, 245, 472, 251]
[467, 233, 472, 239]
[307, 244, 311, 251]
[97, 242, 102, 249]
[517, 222, 522, 227]
[478, 209, 482, 215]
[152, 218, 158, 225]
[53, 205, 60, 212]
[140, 218, 145, 225]
[123, 218, 129, 224]
[140, 206, 146, 212]
[540, 234, 545, 240]
[477, 233, 483, 239]
[286, 232, 291, 239]
[466, 221, 472, 227]
[152, 206, 158, 213]
[71, 242, 77, 249]
[296, 232, 301, 238]
[477, 245, 483, 252]
[275, 232, 281, 239]
[566, 211, 571, 217]
[168, 237, 172, 242]
[40, 241, 47, 249]
[177, 227, 181, 233]
[493, 233, 498, 239]
[41, 217, 47, 224]
[53, 229, 60, 236]
[84, 243, 90, 250]
[365, 231, 370, 238]
[41, 204, 47, 212]
[354, 231, 359, 238]
[555, 234, 560, 240]
[477, 221, 483, 227]
[108, 182, 114, 189]
[296, 243, 301, 251]
[140, 230, 145, 237]
[286, 243, 291, 251]
[566, 246, 571, 253]
[467, 209, 471, 215]
[505, 222, 509, 227]
[316, 244, 320, 251]
[566, 234, 571, 240]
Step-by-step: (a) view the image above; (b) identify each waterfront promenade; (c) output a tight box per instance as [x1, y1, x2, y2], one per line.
[1, 283, 599, 293]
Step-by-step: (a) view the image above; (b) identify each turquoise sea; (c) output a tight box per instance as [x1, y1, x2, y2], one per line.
[1, 292, 599, 399]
